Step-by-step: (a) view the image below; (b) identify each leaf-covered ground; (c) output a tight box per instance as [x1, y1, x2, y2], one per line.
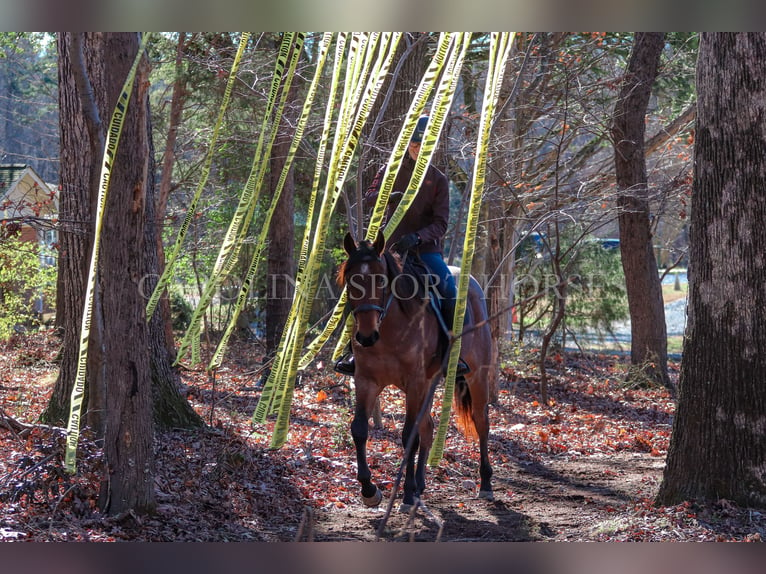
[1, 329, 764, 542]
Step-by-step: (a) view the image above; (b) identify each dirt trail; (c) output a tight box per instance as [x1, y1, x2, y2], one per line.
[308, 452, 665, 541]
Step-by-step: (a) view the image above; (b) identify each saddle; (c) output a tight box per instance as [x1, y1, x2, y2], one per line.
[403, 257, 451, 339]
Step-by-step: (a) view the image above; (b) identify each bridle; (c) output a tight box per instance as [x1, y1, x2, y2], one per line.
[351, 294, 395, 322]
[347, 254, 395, 324]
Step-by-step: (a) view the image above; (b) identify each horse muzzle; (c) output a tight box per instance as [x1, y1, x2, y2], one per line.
[356, 330, 380, 347]
[352, 303, 385, 347]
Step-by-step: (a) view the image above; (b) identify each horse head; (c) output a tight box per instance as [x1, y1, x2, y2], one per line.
[342, 231, 389, 347]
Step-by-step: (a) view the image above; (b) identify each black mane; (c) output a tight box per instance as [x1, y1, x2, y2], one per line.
[382, 250, 429, 315]
[339, 241, 430, 317]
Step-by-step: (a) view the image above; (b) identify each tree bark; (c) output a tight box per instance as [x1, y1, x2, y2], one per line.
[656, 33, 766, 508]
[44, 33, 103, 427]
[95, 33, 155, 515]
[44, 33, 202, 433]
[611, 32, 670, 389]
[482, 33, 547, 401]
[265, 45, 298, 356]
[144, 71, 204, 431]
[265, 129, 296, 355]
[358, 32, 430, 233]
[155, 32, 188, 362]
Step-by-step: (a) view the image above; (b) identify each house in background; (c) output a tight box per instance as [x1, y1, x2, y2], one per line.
[0, 163, 58, 249]
[0, 163, 58, 317]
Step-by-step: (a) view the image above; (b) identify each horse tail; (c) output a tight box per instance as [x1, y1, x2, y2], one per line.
[452, 375, 478, 441]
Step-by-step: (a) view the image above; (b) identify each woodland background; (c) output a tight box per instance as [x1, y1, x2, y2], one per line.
[0, 32, 764, 542]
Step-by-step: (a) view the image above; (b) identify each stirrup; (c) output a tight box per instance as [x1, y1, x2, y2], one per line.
[334, 353, 355, 375]
[443, 357, 471, 377]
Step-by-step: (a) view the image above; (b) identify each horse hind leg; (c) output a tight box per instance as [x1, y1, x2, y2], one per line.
[399, 411, 421, 512]
[459, 373, 493, 500]
[471, 382, 494, 500]
[476, 426, 494, 500]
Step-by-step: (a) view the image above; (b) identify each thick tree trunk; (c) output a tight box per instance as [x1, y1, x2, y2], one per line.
[611, 32, 670, 389]
[96, 33, 155, 515]
[46, 32, 156, 514]
[45, 33, 202, 433]
[44, 33, 102, 427]
[656, 33, 766, 508]
[45, 32, 88, 424]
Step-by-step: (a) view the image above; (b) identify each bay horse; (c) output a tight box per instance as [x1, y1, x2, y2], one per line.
[338, 231, 493, 511]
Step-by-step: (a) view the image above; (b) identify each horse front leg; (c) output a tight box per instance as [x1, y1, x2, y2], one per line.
[400, 411, 420, 512]
[351, 381, 383, 507]
[415, 410, 434, 501]
[401, 385, 436, 512]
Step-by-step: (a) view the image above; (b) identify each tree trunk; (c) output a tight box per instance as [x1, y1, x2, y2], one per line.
[355, 34, 429, 422]
[145, 72, 204, 431]
[656, 33, 766, 508]
[155, 32, 188, 362]
[488, 39, 530, 399]
[481, 34, 537, 401]
[358, 32, 430, 231]
[43, 33, 103, 427]
[44, 33, 202, 433]
[265, 51, 298, 356]
[611, 32, 670, 389]
[265, 125, 296, 355]
[91, 33, 155, 515]
[48, 32, 160, 514]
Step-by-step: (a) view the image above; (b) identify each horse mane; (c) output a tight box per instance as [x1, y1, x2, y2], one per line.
[382, 251, 428, 316]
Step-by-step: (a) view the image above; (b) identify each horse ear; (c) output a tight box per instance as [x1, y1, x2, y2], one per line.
[373, 230, 385, 255]
[344, 232, 357, 255]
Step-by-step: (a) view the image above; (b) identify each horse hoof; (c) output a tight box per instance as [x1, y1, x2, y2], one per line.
[362, 487, 383, 507]
[478, 490, 494, 501]
[398, 498, 423, 514]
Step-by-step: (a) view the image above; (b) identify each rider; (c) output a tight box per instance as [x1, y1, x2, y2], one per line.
[334, 114, 470, 377]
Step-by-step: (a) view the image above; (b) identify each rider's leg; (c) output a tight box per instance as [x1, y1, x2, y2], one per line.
[418, 252, 470, 376]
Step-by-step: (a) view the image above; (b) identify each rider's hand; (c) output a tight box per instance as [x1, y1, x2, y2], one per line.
[393, 233, 421, 254]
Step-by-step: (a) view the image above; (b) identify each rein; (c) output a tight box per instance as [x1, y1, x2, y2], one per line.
[351, 293, 395, 321]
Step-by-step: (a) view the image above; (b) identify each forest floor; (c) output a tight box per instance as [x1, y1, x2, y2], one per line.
[1, 329, 764, 542]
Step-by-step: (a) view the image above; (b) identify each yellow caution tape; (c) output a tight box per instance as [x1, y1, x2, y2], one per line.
[146, 32, 250, 323]
[65, 33, 151, 474]
[176, 33, 305, 365]
[254, 34, 402, 449]
[253, 33, 351, 424]
[208, 33, 332, 371]
[429, 32, 515, 466]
